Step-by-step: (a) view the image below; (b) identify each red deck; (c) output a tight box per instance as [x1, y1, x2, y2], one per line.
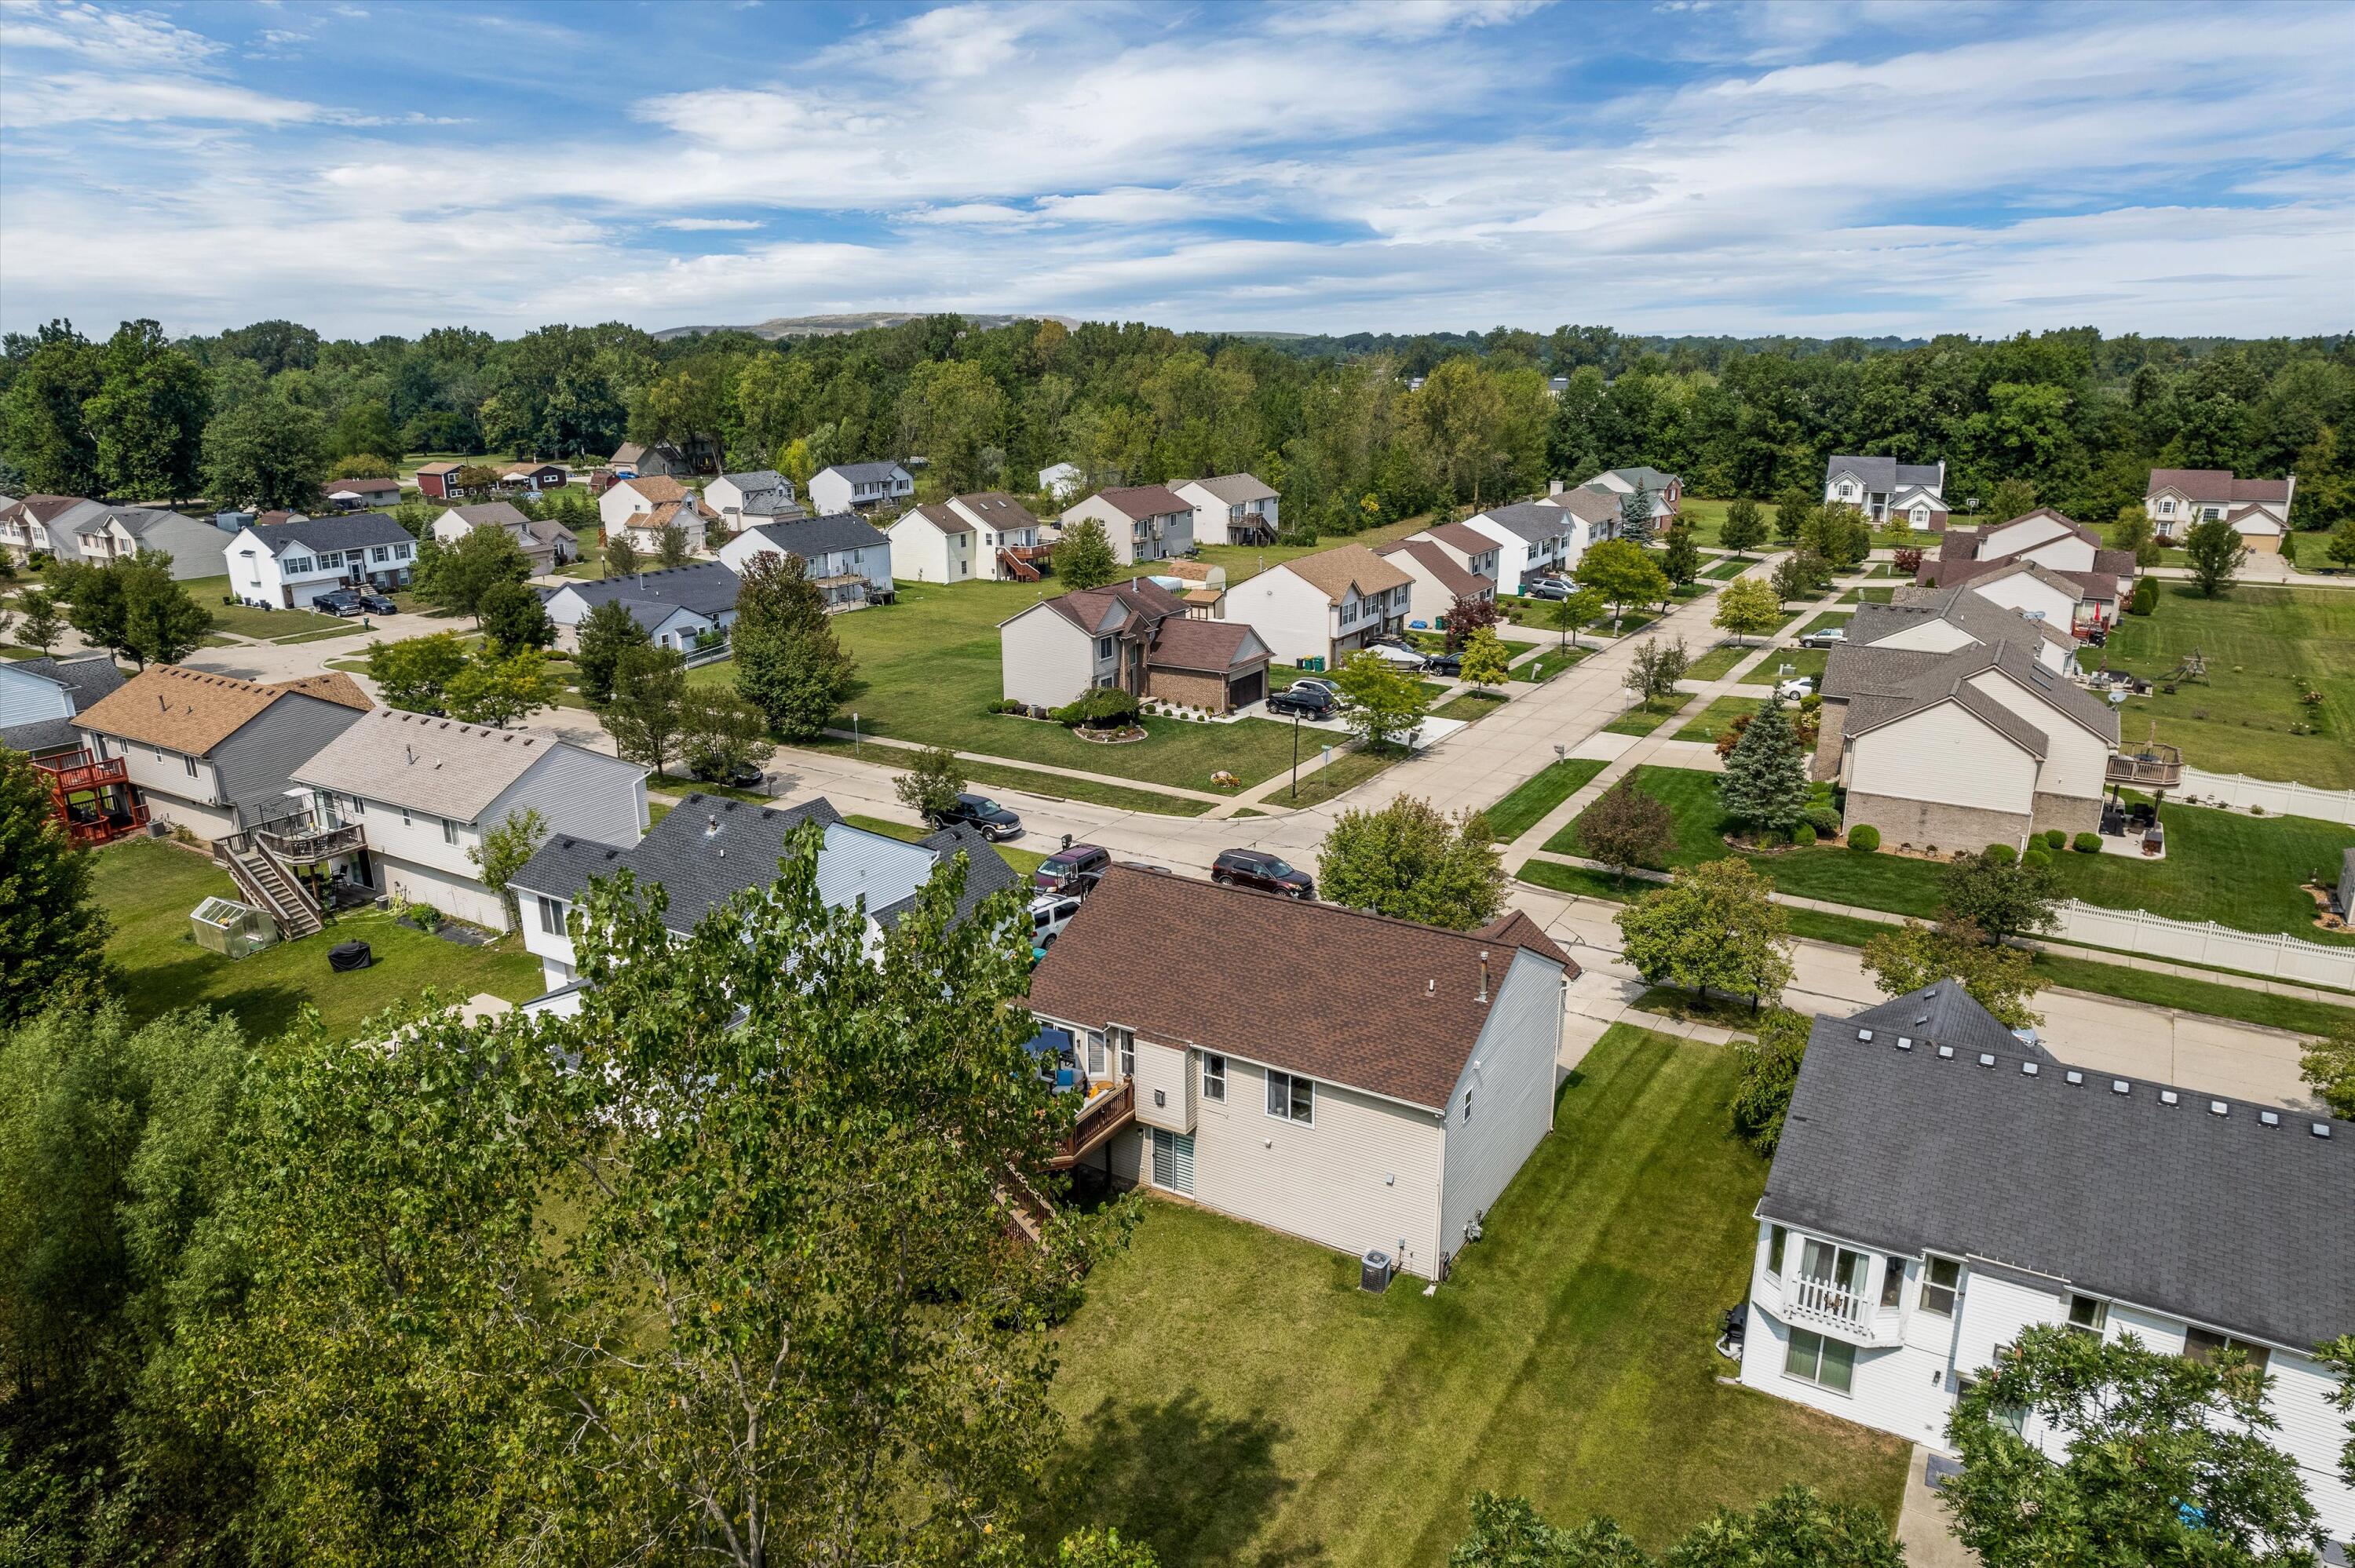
[32, 750, 148, 847]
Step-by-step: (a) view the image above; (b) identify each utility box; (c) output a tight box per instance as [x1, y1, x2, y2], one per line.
[190, 897, 275, 959]
[1360, 1249, 1394, 1294]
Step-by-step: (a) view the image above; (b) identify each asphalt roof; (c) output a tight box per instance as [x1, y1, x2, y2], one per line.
[1462, 502, 1574, 545]
[1761, 986, 2353, 1351]
[821, 461, 907, 484]
[543, 562, 743, 619]
[2147, 468, 2291, 505]
[736, 512, 889, 559]
[291, 707, 639, 821]
[245, 511, 414, 556]
[1181, 472, 1278, 505]
[1377, 539, 1488, 600]
[1824, 454, 1945, 493]
[1547, 487, 1622, 525]
[1092, 485, 1193, 520]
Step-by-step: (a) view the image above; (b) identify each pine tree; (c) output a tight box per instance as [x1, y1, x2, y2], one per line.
[1718, 692, 1811, 840]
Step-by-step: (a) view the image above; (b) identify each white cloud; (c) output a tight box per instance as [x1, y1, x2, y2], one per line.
[656, 217, 764, 232]
[0, 0, 223, 67]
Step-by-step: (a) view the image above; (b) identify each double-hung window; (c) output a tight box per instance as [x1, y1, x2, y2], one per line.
[1086, 1030, 1104, 1076]
[2066, 1294, 2108, 1336]
[1108, 1026, 1133, 1081]
[1462, 1088, 1474, 1125]
[1265, 1070, 1314, 1125]
[2182, 1326, 2269, 1373]
[1784, 1326, 1854, 1393]
[1200, 1054, 1226, 1103]
[539, 895, 564, 935]
[1879, 1256, 1907, 1310]
[443, 818, 460, 846]
[1765, 1225, 1787, 1279]
[1920, 1256, 1962, 1315]
[372, 545, 389, 563]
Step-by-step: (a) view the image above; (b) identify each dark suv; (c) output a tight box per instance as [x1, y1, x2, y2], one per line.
[1035, 843, 1111, 892]
[1211, 848, 1314, 899]
[931, 792, 1023, 841]
[1265, 684, 1338, 720]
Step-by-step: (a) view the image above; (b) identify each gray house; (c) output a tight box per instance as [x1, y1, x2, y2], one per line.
[63, 505, 232, 579]
[808, 461, 915, 515]
[717, 512, 893, 608]
[540, 562, 744, 651]
[0, 652, 127, 761]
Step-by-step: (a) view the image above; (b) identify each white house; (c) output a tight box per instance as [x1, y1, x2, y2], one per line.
[1463, 502, 1590, 595]
[999, 576, 1271, 716]
[509, 794, 1019, 997]
[64, 504, 230, 579]
[2145, 468, 2295, 550]
[888, 493, 1046, 583]
[541, 563, 745, 651]
[1402, 520, 1502, 586]
[1219, 543, 1414, 670]
[1173, 473, 1280, 546]
[1029, 871, 1574, 1280]
[717, 512, 894, 610]
[1038, 461, 1083, 502]
[1816, 587, 2121, 848]
[1744, 985, 2355, 1546]
[1538, 484, 1625, 545]
[0, 652, 126, 762]
[705, 470, 800, 529]
[290, 707, 648, 933]
[226, 512, 418, 610]
[1823, 455, 1948, 528]
[1575, 465, 1682, 518]
[808, 461, 915, 515]
[599, 476, 716, 554]
[430, 501, 576, 575]
[1914, 509, 2137, 633]
[1373, 540, 1496, 627]
[1060, 486, 1196, 566]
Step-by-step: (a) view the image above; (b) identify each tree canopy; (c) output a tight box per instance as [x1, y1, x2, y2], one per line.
[1316, 795, 1506, 929]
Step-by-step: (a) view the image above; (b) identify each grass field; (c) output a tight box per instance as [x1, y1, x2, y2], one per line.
[2096, 583, 2355, 787]
[1683, 641, 1750, 681]
[1511, 644, 1590, 683]
[1483, 757, 1608, 841]
[177, 574, 350, 638]
[1672, 694, 1765, 743]
[1700, 558, 1753, 580]
[90, 838, 542, 1042]
[1265, 744, 1400, 810]
[1192, 512, 1433, 585]
[1739, 647, 1827, 686]
[1601, 697, 1689, 738]
[1036, 1025, 1908, 1563]
[1433, 689, 1510, 722]
[1837, 587, 1896, 604]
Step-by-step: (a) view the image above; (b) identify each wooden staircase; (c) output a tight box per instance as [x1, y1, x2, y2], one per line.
[217, 836, 323, 940]
[998, 548, 1042, 582]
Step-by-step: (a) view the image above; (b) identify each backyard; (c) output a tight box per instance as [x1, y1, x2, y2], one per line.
[2095, 582, 2355, 788]
[89, 838, 544, 1042]
[1035, 1024, 1908, 1565]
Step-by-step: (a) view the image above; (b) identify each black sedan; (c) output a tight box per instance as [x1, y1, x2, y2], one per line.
[932, 792, 1024, 841]
[696, 759, 768, 790]
[1423, 650, 1463, 676]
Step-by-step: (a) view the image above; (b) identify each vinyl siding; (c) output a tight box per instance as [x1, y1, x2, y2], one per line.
[1970, 574, 2078, 630]
[486, 746, 648, 853]
[1847, 701, 2039, 815]
[1962, 669, 2108, 803]
[1981, 517, 2071, 557]
[1222, 570, 1336, 668]
[1000, 607, 1097, 709]
[2016, 536, 2096, 573]
[0, 665, 75, 729]
[1130, 1040, 1192, 1134]
[1436, 950, 1562, 1267]
[377, 855, 508, 929]
[121, 513, 230, 578]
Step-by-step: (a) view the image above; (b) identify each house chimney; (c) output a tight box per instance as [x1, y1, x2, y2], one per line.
[1477, 950, 1491, 1004]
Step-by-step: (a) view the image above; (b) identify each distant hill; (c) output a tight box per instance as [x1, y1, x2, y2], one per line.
[653, 311, 1079, 341]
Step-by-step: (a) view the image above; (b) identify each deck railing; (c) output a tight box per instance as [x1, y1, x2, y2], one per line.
[2106, 744, 2185, 789]
[1784, 1274, 1871, 1329]
[1050, 1082, 1135, 1169]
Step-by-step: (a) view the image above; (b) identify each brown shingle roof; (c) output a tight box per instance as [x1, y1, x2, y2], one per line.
[1282, 542, 1413, 603]
[1378, 539, 1487, 600]
[1418, 520, 1496, 557]
[1039, 577, 1184, 635]
[1147, 615, 1265, 674]
[75, 665, 368, 757]
[1093, 485, 1192, 520]
[1473, 910, 1575, 970]
[7, 494, 88, 524]
[2146, 468, 2291, 505]
[1028, 869, 1568, 1109]
[617, 475, 690, 505]
[414, 461, 463, 477]
[910, 501, 974, 535]
[952, 492, 1041, 528]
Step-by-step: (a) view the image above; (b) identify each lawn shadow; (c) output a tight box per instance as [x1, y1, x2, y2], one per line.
[108, 949, 309, 1038]
[1040, 1390, 1315, 1567]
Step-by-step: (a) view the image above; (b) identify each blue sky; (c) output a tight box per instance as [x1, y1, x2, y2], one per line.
[2, 0, 2350, 341]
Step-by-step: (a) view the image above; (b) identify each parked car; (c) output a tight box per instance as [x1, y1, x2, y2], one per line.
[1289, 676, 1346, 707]
[1029, 893, 1085, 949]
[931, 792, 1023, 841]
[1798, 627, 1847, 649]
[1266, 684, 1340, 720]
[1360, 640, 1427, 671]
[1035, 843, 1111, 892]
[315, 589, 366, 617]
[1522, 576, 1572, 601]
[1211, 848, 1315, 899]
[352, 592, 399, 616]
[1776, 676, 1816, 700]
[1423, 650, 1463, 676]
[696, 758, 767, 789]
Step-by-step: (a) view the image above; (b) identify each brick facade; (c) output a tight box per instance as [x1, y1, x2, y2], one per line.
[1812, 699, 1848, 782]
[2030, 790, 2102, 836]
[1842, 792, 2029, 857]
[1147, 667, 1239, 713]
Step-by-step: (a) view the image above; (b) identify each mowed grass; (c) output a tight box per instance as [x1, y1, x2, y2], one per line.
[90, 838, 543, 1042]
[1739, 647, 1827, 686]
[1673, 694, 1762, 743]
[1682, 641, 1750, 681]
[1192, 512, 1433, 584]
[1483, 757, 1609, 842]
[1036, 1026, 1908, 1564]
[176, 574, 351, 638]
[2097, 583, 2355, 788]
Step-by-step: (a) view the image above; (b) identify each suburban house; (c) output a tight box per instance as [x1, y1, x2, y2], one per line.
[1914, 509, 2137, 633]
[888, 493, 1048, 582]
[1577, 465, 1683, 518]
[598, 475, 720, 554]
[1155, 557, 1229, 617]
[1173, 473, 1280, 546]
[1374, 539, 1495, 626]
[608, 439, 716, 480]
[287, 707, 648, 933]
[1402, 520, 1502, 585]
[0, 652, 126, 762]
[705, 470, 801, 529]
[1038, 461, 1083, 502]
[1823, 455, 1948, 527]
[1815, 587, 2123, 849]
[64, 504, 231, 579]
[1061, 486, 1198, 566]
[999, 576, 1272, 716]
[496, 462, 568, 493]
[1220, 543, 1414, 670]
[510, 795, 1017, 997]
[319, 476, 403, 510]
[414, 462, 500, 501]
[0, 495, 100, 560]
[1461, 502, 1581, 594]
[1743, 985, 2354, 1544]
[1028, 870, 1575, 1280]
[1537, 483, 1624, 545]
[717, 513, 895, 610]
[541, 563, 743, 651]
[430, 501, 578, 574]
[226, 512, 418, 609]
[808, 461, 915, 515]
[70, 665, 371, 840]
[2145, 468, 2295, 550]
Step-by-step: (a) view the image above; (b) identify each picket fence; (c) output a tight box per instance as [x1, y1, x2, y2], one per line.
[2053, 901, 2355, 993]
[2174, 766, 2355, 827]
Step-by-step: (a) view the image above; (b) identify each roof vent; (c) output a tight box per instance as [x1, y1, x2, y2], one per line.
[2258, 1110, 2280, 1128]
[1936, 1045, 1954, 1059]
[2208, 1100, 2228, 1117]
[2021, 1062, 2039, 1076]
[2112, 1080, 2130, 1095]
[1857, 1028, 1874, 1041]
[1977, 1052, 1996, 1068]
[2314, 1123, 2333, 1139]
[2065, 1070, 2084, 1085]
[705, 814, 721, 837]
[2160, 1090, 2180, 1106]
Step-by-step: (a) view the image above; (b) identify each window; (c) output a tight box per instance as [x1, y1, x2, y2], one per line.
[347, 794, 364, 816]
[1462, 1088, 1473, 1125]
[321, 552, 341, 568]
[1766, 1225, 1787, 1279]
[1800, 1238, 1867, 1295]
[395, 542, 411, 560]
[1114, 1026, 1134, 1081]
[401, 806, 413, 827]
[1086, 1030, 1104, 1076]
[1880, 1256, 1906, 1310]
[1097, 636, 1114, 659]
[539, 895, 564, 935]
[372, 545, 389, 563]
[1265, 1070, 1314, 1125]
[286, 556, 312, 574]
[443, 818, 460, 846]
[1201, 1054, 1226, 1102]
[183, 754, 198, 778]
[2067, 1294, 2108, 1336]
[1784, 1326, 1855, 1394]
[1921, 1256, 1962, 1315]
[2182, 1326, 2270, 1373]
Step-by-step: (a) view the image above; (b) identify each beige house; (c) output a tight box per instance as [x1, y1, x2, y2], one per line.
[1173, 473, 1280, 545]
[1915, 509, 2136, 631]
[1218, 542, 1414, 670]
[600, 474, 715, 553]
[999, 577, 1270, 714]
[2144, 468, 2294, 550]
[1375, 538, 1495, 625]
[1816, 588, 2121, 851]
[430, 501, 577, 574]
[1028, 870, 1574, 1280]
[1061, 485, 1196, 565]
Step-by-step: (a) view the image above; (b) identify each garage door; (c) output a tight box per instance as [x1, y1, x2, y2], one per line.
[1229, 669, 1265, 709]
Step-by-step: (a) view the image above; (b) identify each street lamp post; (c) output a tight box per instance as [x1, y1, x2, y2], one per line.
[1290, 709, 1302, 802]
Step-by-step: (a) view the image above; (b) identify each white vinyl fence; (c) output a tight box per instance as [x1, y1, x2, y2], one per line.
[2053, 901, 2355, 992]
[2174, 767, 2355, 827]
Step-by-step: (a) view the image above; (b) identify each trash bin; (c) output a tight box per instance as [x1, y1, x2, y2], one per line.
[327, 939, 373, 972]
[1360, 1249, 1393, 1293]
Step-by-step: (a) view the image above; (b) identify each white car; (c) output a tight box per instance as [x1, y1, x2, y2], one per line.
[1028, 893, 1084, 949]
[1776, 676, 1816, 700]
[1359, 642, 1428, 672]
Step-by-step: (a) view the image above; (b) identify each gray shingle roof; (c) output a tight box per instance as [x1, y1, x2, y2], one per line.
[822, 461, 907, 485]
[291, 707, 637, 822]
[248, 511, 414, 556]
[1824, 454, 1944, 493]
[1761, 986, 2354, 1351]
[719, 469, 785, 492]
[1467, 501, 1578, 545]
[9, 652, 126, 712]
[1831, 634, 2115, 752]
[544, 562, 743, 619]
[1185, 472, 1278, 505]
[1607, 465, 1679, 490]
[1547, 487, 1622, 526]
[1853, 585, 2075, 658]
[736, 512, 889, 560]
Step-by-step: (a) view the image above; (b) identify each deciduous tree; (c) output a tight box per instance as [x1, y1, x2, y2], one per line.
[1451, 1482, 1897, 1567]
[1862, 917, 2046, 1028]
[1729, 1008, 1810, 1158]
[732, 553, 854, 740]
[441, 645, 556, 729]
[365, 631, 469, 712]
[575, 598, 649, 706]
[1052, 516, 1119, 589]
[601, 643, 687, 775]
[1316, 795, 1505, 929]
[1984, 475, 2039, 522]
[416, 523, 531, 624]
[1443, 592, 1499, 650]
[893, 744, 967, 823]
[604, 532, 641, 578]
[1574, 539, 1667, 622]
[1577, 776, 1674, 884]
[1660, 524, 1701, 586]
[476, 578, 555, 652]
[2300, 1019, 2355, 1119]
[1550, 585, 1605, 650]
[2184, 516, 2250, 596]
[1718, 497, 1767, 557]
[1627, 633, 1689, 709]
[1458, 625, 1512, 690]
[1940, 849, 2061, 943]
[200, 388, 327, 511]
[678, 685, 770, 783]
[85, 319, 210, 501]
[1615, 859, 1794, 1011]
[1332, 648, 1431, 753]
[14, 588, 62, 654]
[0, 755, 110, 1025]
[466, 807, 548, 928]
[1712, 575, 1783, 645]
[655, 520, 692, 569]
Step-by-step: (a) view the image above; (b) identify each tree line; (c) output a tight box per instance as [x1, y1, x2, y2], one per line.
[5, 315, 2347, 539]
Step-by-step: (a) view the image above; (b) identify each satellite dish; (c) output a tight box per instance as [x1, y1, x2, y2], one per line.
[2107, 687, 2127, 706]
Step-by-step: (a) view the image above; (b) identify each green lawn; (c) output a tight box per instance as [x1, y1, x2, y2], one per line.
[840, 812, 1046, 879]
[1433, 689, 1510, 722]
[1037, 1026, 1908, 1563]
[1837, 587, 1896, 604]
[1672, 695, 1762, 744]
[1683, 642, 1749, 681]
[1794, 610, 1852, 640]
[1192, 512, 1433, 585]
[272, 624, 372, 646]
[1483, 757, 1609, 842]
[1510, 644, 1590, 683]
[944, 755, 1217, 818]
[1739, 647, 1826, 687]
[1601, 698, 1689, 738]
[89, 838, 543, 1043]
[2095, 583, 2355, 787]
[750, 579, 1320, 801]
[177, 574, 351, 639]
[1700, 558, 1752, 581]
[1264, 743, 1402, 811]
